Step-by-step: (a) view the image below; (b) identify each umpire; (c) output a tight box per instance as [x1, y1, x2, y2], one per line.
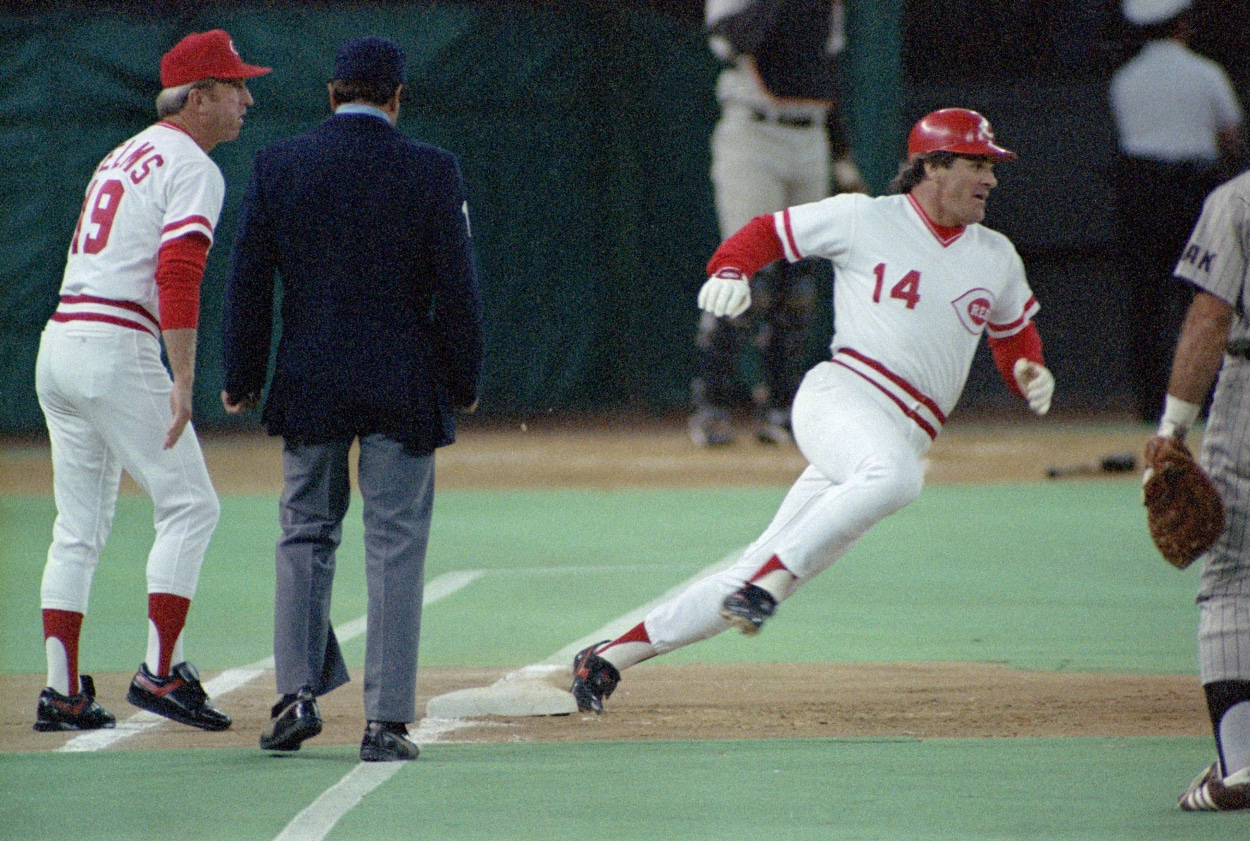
[221, 36, 483, 761]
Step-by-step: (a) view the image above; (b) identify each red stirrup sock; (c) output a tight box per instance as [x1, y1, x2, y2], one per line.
[147, 593, 191, 676]
[42, 609, 84, 696]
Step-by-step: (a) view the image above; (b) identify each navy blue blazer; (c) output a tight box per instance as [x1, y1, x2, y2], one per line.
[222, 113, 483, 453]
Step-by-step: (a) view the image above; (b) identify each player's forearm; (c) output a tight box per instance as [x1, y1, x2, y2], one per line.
[707, 214, 786, 277]
[162, 328, 198, 385]
[988, 322, 1043, 398]
[1167, 291, 1233, 405]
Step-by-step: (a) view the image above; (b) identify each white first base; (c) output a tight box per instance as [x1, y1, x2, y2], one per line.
[425, 666, 578, 718]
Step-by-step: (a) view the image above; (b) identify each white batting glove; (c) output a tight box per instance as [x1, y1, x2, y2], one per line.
[698, 268, 751, 318]
[1013, 358, 1054, 416]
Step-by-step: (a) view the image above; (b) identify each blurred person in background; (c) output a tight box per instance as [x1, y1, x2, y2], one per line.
[689, 0, 868, 448]
[1110, 0, 1243, 421]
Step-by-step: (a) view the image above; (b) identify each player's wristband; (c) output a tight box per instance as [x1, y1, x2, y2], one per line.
[1158, 395, 1200, 439]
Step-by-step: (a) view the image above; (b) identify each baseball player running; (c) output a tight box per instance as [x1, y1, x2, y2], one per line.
[1151, 170, 1250, 811]
[572, 108, 1054, 713]
[32, 30, 268, 733]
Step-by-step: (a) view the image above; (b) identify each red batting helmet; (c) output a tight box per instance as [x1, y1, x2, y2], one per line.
[907, 108, 1016, 162]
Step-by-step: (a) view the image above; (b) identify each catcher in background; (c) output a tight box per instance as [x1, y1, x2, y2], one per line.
[1147, 167, 1250, 811]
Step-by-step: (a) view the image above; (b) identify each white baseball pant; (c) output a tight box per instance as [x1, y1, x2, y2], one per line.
[35, 320, 219, 613]
[646, 361, 930, 652]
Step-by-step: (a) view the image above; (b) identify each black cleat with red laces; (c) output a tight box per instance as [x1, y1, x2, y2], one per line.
[570, 642, 621, 713]
[127, 661, 232, 731]
[33, 674, 116, 732]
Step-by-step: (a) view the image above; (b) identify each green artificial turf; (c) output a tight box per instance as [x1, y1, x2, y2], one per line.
[0, 737, 1237, 841]
[1, 481, 1198, 675]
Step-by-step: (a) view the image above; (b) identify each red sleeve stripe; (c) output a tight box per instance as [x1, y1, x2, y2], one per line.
[778, 209, 803, 262]
[162, 215, 214, 240]
[986, 296, 1040, 338]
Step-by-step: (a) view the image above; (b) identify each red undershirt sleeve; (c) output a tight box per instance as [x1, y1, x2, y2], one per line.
[988, 322, 1044, 398]
[706, 214, 787, 277]
[156, 233, 210, 330]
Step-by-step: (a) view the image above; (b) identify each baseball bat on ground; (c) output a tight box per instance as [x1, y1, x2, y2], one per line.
[1045, 452, 1136, 478]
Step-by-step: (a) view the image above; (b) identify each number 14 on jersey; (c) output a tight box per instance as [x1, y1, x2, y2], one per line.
[872, 263, 921, 309]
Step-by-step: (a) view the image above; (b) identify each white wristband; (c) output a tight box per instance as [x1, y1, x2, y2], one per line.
[1158, 395, 1200, 439]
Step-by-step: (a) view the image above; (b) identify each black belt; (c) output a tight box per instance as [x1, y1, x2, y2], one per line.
[751, 109, 815, 129]
[1227, 340, 1250, 360]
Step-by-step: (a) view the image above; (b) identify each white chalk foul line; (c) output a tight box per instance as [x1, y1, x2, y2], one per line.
[450, 550, 744, 689]
[272, 761, 406, 841]
[60, 570, 486, 753]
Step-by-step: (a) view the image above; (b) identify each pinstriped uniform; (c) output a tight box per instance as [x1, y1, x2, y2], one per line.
[1173, 171, 1250, 684]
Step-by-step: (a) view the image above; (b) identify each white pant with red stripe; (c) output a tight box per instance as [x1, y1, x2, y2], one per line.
[35, 320, 219, 613]
[646, 361, 931, 653]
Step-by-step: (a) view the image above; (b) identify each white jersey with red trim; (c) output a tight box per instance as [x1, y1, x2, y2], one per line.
[776, 191, 1038, 428]
[55, 121, 223, 335]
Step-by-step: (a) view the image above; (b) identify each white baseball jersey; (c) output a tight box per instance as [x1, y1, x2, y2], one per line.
[775, 192, 1039, 437]
[54, 121, 223, 336]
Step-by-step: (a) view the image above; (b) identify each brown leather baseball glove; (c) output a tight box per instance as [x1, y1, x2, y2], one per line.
[1143, 435, 1226, 570]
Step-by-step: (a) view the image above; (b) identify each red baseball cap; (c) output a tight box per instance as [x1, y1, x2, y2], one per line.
[160, 29, 271, 88]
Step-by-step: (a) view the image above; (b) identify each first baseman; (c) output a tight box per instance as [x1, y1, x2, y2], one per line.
[1153, 169, 1250, 811]
[33, 30, 269, 733]
[572, 108, 1054, 713]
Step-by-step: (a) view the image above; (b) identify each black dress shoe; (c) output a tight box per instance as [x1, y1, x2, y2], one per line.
[260, 688, 322, 751]
[359, 721, 419, 762]
[126, 661, 232, 731]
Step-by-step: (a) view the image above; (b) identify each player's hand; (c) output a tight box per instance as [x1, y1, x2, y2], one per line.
[165, 378, 194, 449]
[221, 389, 258, 415]
[698, 268, 751, 318]
[1013, 358, 1054, 416]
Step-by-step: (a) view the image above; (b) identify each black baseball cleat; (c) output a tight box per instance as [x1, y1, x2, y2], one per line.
[127, 661, 232, 731]
[260, 687, 322, 752]
[720, 582, 778, 636]
[33, 675, 116, 732]
[360, 721, 420, 762]
[1179, 763, 1250, 811]
[570, 642, 621, 713]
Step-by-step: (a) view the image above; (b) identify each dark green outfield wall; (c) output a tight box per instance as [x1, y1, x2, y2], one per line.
[0, 1, 1142, 435]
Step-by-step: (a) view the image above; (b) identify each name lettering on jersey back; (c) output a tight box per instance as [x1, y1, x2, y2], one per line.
[96, 139, 165, 185]
[1181, 243, 1216, 274]
[951, 288, 995, 335]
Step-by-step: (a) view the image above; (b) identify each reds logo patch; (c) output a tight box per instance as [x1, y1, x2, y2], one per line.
[951, 288, 994, 335]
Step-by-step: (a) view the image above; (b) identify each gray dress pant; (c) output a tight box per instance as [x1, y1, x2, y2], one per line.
[274, 434, 434, 723]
